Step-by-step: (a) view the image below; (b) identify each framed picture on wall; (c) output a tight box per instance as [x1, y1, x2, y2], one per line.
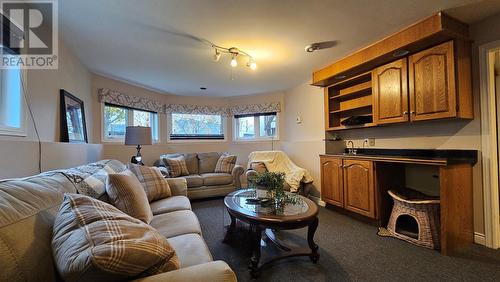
[60, 89, 88, 143]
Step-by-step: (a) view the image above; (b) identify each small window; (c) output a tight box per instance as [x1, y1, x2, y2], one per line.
[103, 104, 158, 142]
[0, 67, 25, 136]
[234, 112, 278, 141]
[170, 113, 224, 140]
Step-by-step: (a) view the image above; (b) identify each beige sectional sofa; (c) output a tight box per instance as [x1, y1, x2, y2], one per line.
[0, 160, 236, 282]
[156, 152, 244, 199]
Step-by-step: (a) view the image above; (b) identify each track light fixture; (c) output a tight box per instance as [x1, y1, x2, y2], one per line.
[210, 44, 257, 70]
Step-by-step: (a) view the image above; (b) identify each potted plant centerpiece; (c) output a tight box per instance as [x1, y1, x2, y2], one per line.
[248, 171, 300, 209]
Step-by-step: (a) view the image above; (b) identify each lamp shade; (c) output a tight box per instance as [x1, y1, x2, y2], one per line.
[125, 126, 152, 145]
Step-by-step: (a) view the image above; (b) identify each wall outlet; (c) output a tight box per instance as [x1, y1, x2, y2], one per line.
[369, 138, 375, 146]
[296, 116, 302, 124]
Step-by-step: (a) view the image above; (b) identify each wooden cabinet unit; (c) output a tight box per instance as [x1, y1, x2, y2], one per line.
[320, 157, 343, 207]
[316, 12, 473, 131]
[343, 160, 376, 218]
[409, 41, 456, 121]
[320, 156, 376, 219]
[372, 58, 409, 124]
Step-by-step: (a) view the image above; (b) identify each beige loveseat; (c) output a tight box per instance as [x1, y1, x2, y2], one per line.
[156, 152, 244, 200]
[0, 160, 236, 282]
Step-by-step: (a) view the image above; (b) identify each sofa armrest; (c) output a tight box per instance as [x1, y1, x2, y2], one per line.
[246, 169, 258, 185]
[132, 261, 236, 282]
[232, 165, 244, 188]
[166, 177, 188, 197]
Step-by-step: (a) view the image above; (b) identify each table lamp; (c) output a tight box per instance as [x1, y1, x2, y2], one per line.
[125, 126, 152, 165]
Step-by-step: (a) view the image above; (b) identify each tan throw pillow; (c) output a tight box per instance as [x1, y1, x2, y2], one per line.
[215, 155, 237, 173]
[106, 169, 153, 224]
[163, 156, 189, 177]
[250, 162, 267, 173]
[52, 194, 180, 281]
[127, 163, 172, 202]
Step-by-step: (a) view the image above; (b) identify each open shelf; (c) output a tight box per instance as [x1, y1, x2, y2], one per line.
[330, 104, 372, 114]
[326, 73, 374, 130]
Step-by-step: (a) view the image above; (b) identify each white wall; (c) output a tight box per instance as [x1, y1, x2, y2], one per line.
[0, 40, 103, 178]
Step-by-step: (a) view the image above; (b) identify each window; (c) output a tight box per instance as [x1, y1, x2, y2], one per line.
[170, 113, 224, 140]
[234, 112, 278, 141]
[0, 67, 25, 136]
[103, 104, 158, 142]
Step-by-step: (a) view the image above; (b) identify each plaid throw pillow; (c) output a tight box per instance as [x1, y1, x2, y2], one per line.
[215, 155, 237, 173]
[52, 194, 180, 281]
[127, 163, 172, 202]
[106, 170, 153, 223]
[162, 156, 189, 177]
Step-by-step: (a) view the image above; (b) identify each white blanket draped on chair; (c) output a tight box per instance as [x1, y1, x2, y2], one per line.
[247, 151, 313, 192]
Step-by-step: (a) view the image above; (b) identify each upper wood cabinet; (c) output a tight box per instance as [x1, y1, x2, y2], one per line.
[343, 159, 376, 218]
[372, 58, 409, 124]
[320, 156, 344, 207]
[409, 41, 456, 121]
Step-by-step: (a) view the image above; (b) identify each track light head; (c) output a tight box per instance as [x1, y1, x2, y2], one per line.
[213, 49, 221, 62]
[230, 55, 238, 67]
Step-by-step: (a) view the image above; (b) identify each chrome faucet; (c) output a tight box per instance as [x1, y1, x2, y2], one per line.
[347, 140, 357, 155]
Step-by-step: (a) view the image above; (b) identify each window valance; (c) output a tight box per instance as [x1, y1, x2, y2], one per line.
[98, 88, 164, 113]
[164, 104, 230, 116]
[230, 102, 281, 115]
[98, 88, 281, 117]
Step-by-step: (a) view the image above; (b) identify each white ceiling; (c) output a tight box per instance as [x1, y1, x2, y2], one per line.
[59, 0, 500, 97]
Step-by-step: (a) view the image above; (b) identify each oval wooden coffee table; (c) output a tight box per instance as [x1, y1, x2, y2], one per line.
[223, 189, 319, 278]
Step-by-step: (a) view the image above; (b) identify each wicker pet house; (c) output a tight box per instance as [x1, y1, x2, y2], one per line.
[387, 189, 441, 250]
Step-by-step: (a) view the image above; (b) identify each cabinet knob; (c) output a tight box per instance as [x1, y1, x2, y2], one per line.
[339, 164, 343, 168]
[403, 111, 408, 115]
[410, 111, 416, 115]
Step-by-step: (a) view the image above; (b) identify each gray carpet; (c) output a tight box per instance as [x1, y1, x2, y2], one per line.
[191, 198, 500, 282]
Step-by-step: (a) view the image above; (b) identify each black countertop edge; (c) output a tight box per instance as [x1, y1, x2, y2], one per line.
[325, 148, 478, 165]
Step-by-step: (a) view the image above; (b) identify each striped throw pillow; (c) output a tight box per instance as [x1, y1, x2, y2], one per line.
[127, 163, 172, 202]
[106, 169, 153, 223]
[215, 155, 237, 173]
[52, 194, 180, 281]
[162, 156, 189, 178]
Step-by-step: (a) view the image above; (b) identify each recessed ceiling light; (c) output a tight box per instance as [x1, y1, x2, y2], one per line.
[305, 41, 337, 53]
[200, 87, 207, 90]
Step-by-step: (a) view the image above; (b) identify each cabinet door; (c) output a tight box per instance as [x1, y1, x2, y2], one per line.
[320, 157, 343, 207]
[409, 41, 456, 121]
[372, 58, 409, 124]
[343, 160, 375, 218]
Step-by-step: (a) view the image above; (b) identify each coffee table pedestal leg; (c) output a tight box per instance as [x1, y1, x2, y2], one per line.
[308, 217, 320, 263]
[223, 211, 236, 243]
[249, 225, 262, 278]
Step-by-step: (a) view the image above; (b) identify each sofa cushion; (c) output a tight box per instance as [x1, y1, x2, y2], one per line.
[197, 152, 221, 173]
[52, 194, 180, 281]
[215, 155, 237, 173]
[150, 196, 191, 215]
[106, 170, 153, 224]
[201, 173, 233, 186]
[150, 210, 202, 238]
[0, 172, 76, 282]
[127, 163, 172, 202]
[184, 174, 204, 188]
[167, 234, 213, 268]
[164, 156, 190, 177]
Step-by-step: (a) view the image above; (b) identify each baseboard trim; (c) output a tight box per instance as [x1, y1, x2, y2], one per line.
[474, 232, 486, 246]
